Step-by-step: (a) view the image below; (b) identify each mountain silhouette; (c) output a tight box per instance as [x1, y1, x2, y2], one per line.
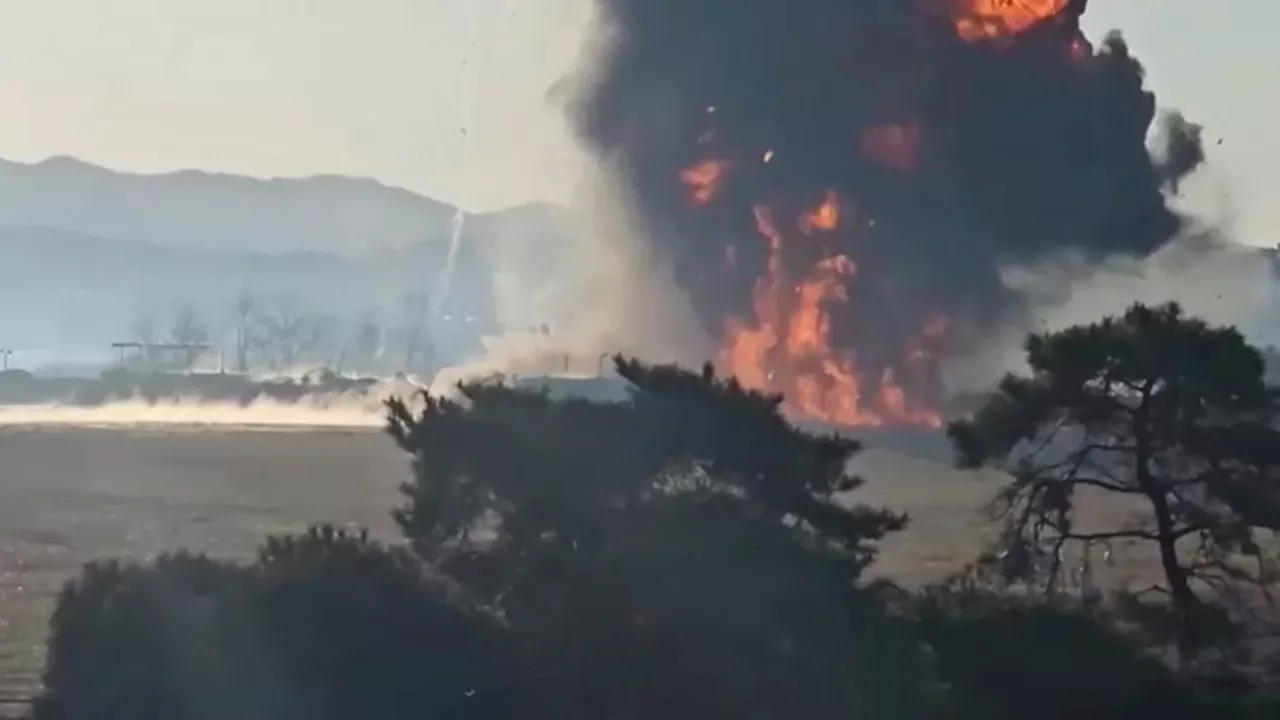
[0, 156, 572, 361]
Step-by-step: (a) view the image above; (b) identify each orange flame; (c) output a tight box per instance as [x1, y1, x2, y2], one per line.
[715, 191, 944, 428]
[953, 0, 1069, 42]
[680, 159, 728, 205]
[860, 122, 920, 174]
[799, 190, 841, 233]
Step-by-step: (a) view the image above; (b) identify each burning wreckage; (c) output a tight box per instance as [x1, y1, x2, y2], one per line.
[569, 0, 1204, 431]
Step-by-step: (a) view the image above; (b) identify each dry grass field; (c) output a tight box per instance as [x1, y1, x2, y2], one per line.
[0, 424, 405, 704]
[0, 420, 1157, 706]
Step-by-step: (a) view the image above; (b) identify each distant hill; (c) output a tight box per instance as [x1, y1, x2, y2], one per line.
[0, 156, 459, 256]
[0, 225, 351, 294]
[0, 225, 359, 354]
[0, 157, 576, 359]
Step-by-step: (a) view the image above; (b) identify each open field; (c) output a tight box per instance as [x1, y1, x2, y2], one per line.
[0, 424, 405, 704]
[0, 420, 1156, 705]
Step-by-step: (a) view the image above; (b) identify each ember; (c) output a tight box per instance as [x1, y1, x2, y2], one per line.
[571, 0, 1200, 428]
[679, 159, 728, 206]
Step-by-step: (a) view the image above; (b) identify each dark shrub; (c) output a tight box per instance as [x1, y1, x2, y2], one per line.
[386, 358, 936, 719]
[250, 525, 528, 720]
[33, 553, 255, 720]
[32, 526, 524, 720]
[912, 583, 1259, 720]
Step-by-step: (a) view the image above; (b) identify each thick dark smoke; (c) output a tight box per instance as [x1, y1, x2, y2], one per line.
[569, 0, 1203, 402]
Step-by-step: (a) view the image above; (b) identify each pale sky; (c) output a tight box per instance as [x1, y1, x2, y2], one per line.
[0, 0, 1272, 243]
[0, 0, 594, 211]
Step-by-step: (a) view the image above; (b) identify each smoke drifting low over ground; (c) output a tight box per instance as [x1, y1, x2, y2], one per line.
[560, 0, 1208, 424]
[0, 373, 429, 430]
[0, 401, 385, 430]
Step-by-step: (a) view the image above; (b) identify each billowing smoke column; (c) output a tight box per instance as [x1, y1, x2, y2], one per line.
[570, 0, 1203, 427]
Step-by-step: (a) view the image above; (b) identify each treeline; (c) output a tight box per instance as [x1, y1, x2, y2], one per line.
[24, 302, 1280, 719]
[127, 290, 445, 375]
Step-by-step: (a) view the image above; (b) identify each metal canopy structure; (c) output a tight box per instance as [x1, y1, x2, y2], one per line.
[110, 342, 212, 371]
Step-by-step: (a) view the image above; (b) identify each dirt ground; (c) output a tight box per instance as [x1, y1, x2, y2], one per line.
[0, 425, 406, 703]
[0, 422, 1153, 703]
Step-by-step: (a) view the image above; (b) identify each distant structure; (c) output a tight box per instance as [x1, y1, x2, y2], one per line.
[512, 374, 633, 403]
[0, 349, 11, 370]
[111, 342, 212, 373]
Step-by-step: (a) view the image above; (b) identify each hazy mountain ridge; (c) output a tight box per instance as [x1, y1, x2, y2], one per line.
[0, 225, 351, 295]
[0, 156, 456, 256]
[0, 157, 575, 359]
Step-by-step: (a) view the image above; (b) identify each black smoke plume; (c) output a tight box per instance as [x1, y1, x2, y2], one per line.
[569, 0, 1202, 413]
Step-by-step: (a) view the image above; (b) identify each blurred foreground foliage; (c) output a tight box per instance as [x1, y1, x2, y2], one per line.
[27, 346, 1280, 718]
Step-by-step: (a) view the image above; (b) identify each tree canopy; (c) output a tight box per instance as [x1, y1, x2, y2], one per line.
[34, 527, 523, 720]
[386, 357, 929, 719]
[948, 302, 1280, 653]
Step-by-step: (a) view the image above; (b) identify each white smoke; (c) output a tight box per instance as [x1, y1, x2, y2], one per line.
[434, 156, 711, 394]
[940, 157, 1277, 395]
[0, 400, 383, 430]
[944, 228, 1273, 393]
[421, 0, 710, 389]
[0, 374, 433, 430]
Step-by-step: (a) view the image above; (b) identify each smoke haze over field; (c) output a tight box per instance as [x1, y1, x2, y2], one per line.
[0, 402, 384, 430]
[0, 374, 432, 430]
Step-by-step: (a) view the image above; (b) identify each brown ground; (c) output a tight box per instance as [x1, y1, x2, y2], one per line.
[0, 422, 1155, 705]
[0, 425, 405, 704]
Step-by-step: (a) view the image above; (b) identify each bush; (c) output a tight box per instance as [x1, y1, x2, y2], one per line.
[249, 526, 527, 720]
[32, 526, 526, 720]
[386, 359, 936, 719]
[912, 583, 1263, 720]
[34, 553, 253, 720]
